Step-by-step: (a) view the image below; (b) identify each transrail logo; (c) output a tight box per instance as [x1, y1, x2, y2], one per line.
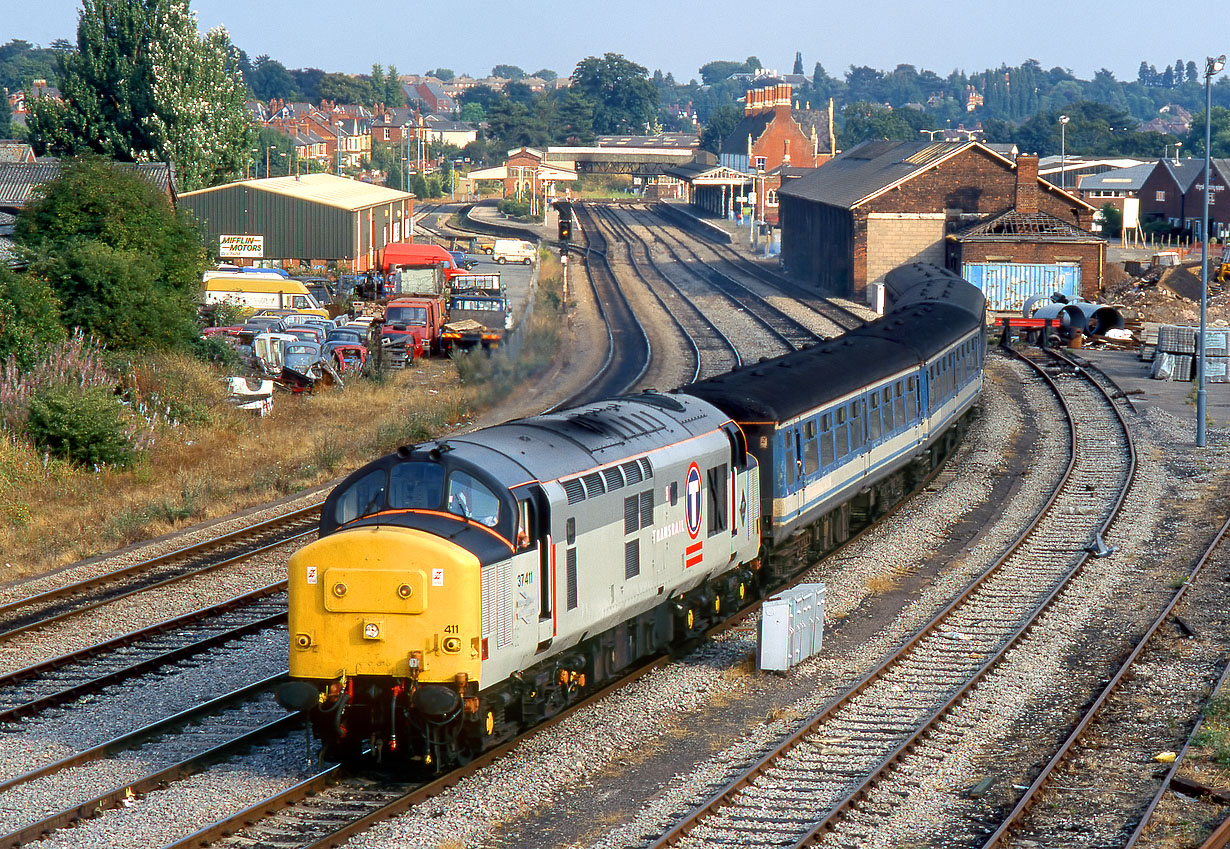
[684, 462, 702, 539]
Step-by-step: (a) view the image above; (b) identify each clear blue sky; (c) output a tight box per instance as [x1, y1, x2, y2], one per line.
[10, 0, 1230, 84]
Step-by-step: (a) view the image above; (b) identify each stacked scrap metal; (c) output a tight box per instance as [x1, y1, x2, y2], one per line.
[1151, 325, 1230, 382]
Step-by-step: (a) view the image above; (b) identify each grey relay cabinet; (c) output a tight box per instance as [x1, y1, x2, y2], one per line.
[757, 583, 826, 672]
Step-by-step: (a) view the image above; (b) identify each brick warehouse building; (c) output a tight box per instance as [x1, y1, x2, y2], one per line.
[778, 140, 1096, 302]
[949, 155, 1106, 309]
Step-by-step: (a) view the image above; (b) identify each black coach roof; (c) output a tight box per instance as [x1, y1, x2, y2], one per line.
[678, 334, 917, 423]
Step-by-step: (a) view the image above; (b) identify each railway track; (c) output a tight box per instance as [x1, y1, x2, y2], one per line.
[617, 206, 820, 351]
[588, 204, 741, 381]
[983, 508, 1230, 849]
[0, 584, 286, 722]
[0, 506, 317, 644]
[643, 344, 1137, 849]
[632, 203, 869, 335]
[551, 203, 652, 408]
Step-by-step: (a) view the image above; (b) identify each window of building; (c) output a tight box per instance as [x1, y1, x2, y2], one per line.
[1156, 190, 1166, 202]
[767, 189, 778, 206]
[755, 156, 766, 169]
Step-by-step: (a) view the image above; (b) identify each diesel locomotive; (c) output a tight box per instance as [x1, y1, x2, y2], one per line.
[277, 263, 986, 770]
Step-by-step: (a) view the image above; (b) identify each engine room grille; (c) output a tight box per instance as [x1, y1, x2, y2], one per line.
[621, 460, 643, 485]
[563, 478, 585, 504]
[625, 539, 640, 579]
[480, 562, 514, 648]
[566, 548, 578, 610]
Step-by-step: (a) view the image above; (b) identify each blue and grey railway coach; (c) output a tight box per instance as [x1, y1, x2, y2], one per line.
[680, 263, 985, 565]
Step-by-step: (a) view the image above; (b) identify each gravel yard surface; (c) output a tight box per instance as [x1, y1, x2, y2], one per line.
[0, 544, 297, 676]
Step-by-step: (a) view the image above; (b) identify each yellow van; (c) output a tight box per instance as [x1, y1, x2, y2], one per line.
[201, 273, 329, 318]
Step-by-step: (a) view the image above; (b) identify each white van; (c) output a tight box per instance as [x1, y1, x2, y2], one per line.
[492, 239, 536, 265]
[202, 273, 329, 317]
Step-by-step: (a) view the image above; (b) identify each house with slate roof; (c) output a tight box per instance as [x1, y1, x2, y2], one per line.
[778, 140, 1096, 302]
[1137, 158, 1205, 234]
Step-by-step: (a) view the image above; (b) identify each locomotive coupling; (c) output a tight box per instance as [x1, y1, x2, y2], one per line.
[275, 681, 322, 713]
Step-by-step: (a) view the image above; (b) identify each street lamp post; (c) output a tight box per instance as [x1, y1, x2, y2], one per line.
[1059, 115, 1070, 190]
[919, 129, 944, 141]
[1197, 53, 1225, 449]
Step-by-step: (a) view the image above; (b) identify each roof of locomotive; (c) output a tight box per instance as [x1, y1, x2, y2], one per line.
[439, 391, 732, 486]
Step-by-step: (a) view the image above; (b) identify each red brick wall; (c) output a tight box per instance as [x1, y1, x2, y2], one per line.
[752, 107, 822, 171]
[1138, 165, 1190, 226]
[958, 240, 1105, 301]
[504, 149, 543, 197]
[1182, 165, 1230, 236]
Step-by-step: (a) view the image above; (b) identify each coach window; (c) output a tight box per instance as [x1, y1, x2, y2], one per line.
[905, 376, 918, 421]
[893, 382, 906, 427]
[835, 407, 850, 458]
[819, 414, 834, 468]
[707, 464, 728, 537]
[881, 388, 894, 433]
[784, 430, 798, 487]
[868, 394, 882, 442]
[803, 420, 819, 475]
[849, 402, 865, 451]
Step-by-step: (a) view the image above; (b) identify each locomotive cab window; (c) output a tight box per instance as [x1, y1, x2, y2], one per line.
[334, 469, 387, 525]
[388, 462, 445, 511]
[447, 470, 501, 528]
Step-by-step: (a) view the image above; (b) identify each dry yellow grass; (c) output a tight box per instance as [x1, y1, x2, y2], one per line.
[0, 359, 472, 581]
[0, 262, 569, 583]
[866, 574, 899, 595]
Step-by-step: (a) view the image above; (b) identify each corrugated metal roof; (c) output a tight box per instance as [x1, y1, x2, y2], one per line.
[180, 173, 413, 210]
[0, 160, 177, 208]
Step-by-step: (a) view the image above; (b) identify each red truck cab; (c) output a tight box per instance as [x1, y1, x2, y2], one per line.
[382, 297, 446, 356]
[381, 243, 469, 298]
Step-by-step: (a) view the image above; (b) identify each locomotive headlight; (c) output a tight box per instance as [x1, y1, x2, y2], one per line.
[443, 636, 462, 653]
[294, 633, 312, 649]
[332, 582, 348, 597]
[397, 583, 413, 599]
[363, 620, 383, 640]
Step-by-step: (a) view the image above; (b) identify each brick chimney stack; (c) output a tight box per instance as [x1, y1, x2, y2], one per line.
[1015, 154, 1039, 214]
[773, 83, 793, 120]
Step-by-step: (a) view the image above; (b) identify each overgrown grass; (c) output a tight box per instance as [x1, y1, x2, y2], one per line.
[451, 252, 565, 406]
[1194, 693, 1230, 765]
[0, 357, 474, 580]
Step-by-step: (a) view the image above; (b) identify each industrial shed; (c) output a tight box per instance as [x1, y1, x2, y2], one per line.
[778, 141, 1095, 303]
[179, 174, 414, 273]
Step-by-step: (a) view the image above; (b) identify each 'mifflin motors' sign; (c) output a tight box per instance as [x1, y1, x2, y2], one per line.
[219, 235, 264, 258]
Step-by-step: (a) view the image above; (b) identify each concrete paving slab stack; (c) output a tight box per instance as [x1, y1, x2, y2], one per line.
[1151, 324, 1230, 382]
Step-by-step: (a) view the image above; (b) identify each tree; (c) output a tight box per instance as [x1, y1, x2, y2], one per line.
[492, 64, 526, 80]
[427, 68, 454, 82]
[1099, 203, 1123, 238]
[318, 72, 373, 105]
[551, 89, 595, 144]
[1185, 106, 1230, 158]
[248, 55, 298, 102]
[531, 68, 557, 81]
[24, 0, 254, 191]
[699, 60, 746, 86]
[793, 52, 804, 76]
[699, 104, 740, 153]
[0, 266, 64, 370]
[14, 156, 207, 351]
[383, 63, 404, 107]
[460, 102, 485, 124]
[571, 53, 658, 135]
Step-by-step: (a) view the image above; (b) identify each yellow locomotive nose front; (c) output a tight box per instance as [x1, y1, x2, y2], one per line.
[288, 526, 481, 684]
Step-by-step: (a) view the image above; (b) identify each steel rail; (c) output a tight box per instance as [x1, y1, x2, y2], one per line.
[543, 204, 651, 411]
[648, 344, 1134, 848]
[642, 202, 868, 331]
[588, 204, 704, 383]
[0, 673, 289, 793]
[1, 712, 302, 849]
[595, 204, 741, 377]
[635, 215, 802, 353]
[0, 504, 318, 641]
[1005, 511, 1230, 849]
